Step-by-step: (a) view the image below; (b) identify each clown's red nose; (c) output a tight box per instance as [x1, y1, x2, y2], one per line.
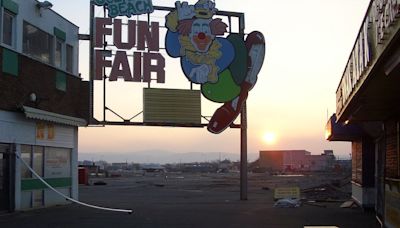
[198, 32, 206, 40]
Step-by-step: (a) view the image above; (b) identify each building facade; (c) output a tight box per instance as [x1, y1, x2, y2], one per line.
[258, 150, 336, 172]
[326, 0, 400, 227]
[0, 0, 89, 212]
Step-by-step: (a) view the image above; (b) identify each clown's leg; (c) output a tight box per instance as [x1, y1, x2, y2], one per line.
[207, 84, 249, 134]
[207, 32, 265, 134]
[243, 31, 265, 90]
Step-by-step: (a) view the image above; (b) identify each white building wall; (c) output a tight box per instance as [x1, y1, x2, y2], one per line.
[0, 110, 75, 148]
[71, 127, 78, 200]
[0, 110, 78, 210]
[14, 144, 21, 210]
[0, 110, 36, 144]
[352, 182, 376, 208]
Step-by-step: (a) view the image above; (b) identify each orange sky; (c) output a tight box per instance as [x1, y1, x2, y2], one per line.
[50, 0, 370, 161]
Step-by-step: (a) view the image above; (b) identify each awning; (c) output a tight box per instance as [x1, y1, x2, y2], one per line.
[325, 114, 363, 141]
[22, 106, 87, 127]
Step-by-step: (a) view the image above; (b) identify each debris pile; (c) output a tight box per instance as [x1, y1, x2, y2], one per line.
[301, 183, 350, 202]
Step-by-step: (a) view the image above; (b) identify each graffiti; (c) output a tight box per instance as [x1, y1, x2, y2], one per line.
[165, 0, 266, 134]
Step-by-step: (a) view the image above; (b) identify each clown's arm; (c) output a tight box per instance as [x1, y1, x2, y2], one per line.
[165, 8, 186, 58]
[215, 38, 235, 73]
[165, 30, 182, 58]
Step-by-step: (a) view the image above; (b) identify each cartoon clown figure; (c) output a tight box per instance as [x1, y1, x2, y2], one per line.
[165, 0, 265, 134]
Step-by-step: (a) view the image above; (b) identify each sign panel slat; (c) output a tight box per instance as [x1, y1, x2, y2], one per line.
[143, 88, 201, 124]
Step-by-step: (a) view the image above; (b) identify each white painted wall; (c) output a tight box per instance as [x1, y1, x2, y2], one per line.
[71, 127, 78, 200]
[0, 110, 36, 144]
[0, 110, 75, 148]
[36, 125, 75, 149]
[14, 144, 21, 210]
[0, 110, 79, 210]
[352, 182, 376, 208]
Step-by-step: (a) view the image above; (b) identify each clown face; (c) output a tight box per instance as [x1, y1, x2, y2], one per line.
[189, 18, 215, 53]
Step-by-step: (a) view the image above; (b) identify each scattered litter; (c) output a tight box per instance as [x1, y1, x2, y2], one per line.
[301, 184, 350, 201]
[274, 174, 304, 177]
[304, 226, 339, 228]
[93, 181, 107, 185]
[273, 198, 301, 208]
[340, 200, 358, 208]
[304, 201, 327, 208]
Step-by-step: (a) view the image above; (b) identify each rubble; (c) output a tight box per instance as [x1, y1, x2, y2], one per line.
[301, 183, 350, 202]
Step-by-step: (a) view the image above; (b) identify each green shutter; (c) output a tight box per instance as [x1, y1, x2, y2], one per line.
[54, 27, 66, 41]
[2, 0, 19, 14]
[2, 48, 19, 76]
[56, 71, 67, 91]
[21, 178, 72, 191]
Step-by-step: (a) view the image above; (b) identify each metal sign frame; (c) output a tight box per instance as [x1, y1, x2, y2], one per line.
[84, 2, 248, 200]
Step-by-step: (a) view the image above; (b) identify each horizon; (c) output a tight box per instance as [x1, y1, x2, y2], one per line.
[78, 149, 352, 164]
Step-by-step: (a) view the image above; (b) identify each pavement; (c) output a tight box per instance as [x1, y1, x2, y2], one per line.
[0, 173, 380, 228]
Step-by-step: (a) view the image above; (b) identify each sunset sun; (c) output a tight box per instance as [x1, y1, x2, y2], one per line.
[263, 132, 277, 144]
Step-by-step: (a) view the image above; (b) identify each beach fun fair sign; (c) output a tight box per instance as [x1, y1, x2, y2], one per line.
[92, 0, 154, 17]
[93, 0, 165, 83]
[92, 0, 266, 134]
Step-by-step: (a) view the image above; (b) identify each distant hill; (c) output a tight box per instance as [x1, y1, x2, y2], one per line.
[78, 150, 259, 164]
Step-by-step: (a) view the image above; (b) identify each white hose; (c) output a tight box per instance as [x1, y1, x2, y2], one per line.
[16, 152, 133, 214]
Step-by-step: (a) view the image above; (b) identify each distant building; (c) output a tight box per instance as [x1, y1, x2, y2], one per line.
[258, 150, 336, 172]
[110, 162, 129, 170]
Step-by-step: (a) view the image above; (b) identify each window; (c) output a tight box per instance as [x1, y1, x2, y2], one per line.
[55, 39, 63, 68]
[23, 22, 54, 64]
[66, 44, 73, 73]
[2, 10, 15, 47]
[45, 147, 71, 178]
[21, 145, 32, 179]
[21, 145, 45, 178]
[20, 145, 72, 209]
[56, 71, 67, 91]
[33, 146, 44, 177]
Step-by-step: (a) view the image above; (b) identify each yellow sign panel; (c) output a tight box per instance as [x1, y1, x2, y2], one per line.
[274, 187, 300, 200]
[143, 88, 201, 124]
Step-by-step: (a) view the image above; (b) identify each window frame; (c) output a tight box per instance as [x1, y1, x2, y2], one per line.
[1, 9, 16, 49]
[21, 145, 33, 179]
[54, 38, 64, 69]
[22, 21, 54, 65]
[66, 44, 73, 73]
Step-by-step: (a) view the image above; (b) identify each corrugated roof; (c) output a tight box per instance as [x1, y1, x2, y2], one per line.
[22, 106, 87, 126]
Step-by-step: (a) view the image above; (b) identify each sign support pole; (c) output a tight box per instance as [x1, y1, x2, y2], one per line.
[89, 2, 95, 124]
[239, 13, 247, 201]
[240, 102, 248, 200]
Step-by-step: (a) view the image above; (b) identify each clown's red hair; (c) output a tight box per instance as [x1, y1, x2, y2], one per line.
[177, 18, 227, 36]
